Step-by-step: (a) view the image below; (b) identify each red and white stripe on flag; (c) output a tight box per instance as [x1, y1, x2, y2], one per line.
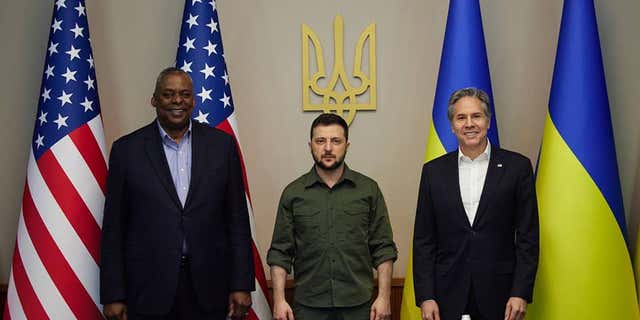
[218, 114, 272, 320]
[4, 117, 106, 320]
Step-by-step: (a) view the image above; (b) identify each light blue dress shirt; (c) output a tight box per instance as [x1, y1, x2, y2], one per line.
[158, 121, 192, 255]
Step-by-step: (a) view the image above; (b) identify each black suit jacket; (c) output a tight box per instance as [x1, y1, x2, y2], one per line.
[413, 147, 539, 320]
[100, 121, 254, 315]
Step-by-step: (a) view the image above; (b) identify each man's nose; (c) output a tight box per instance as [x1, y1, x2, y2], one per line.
[323, 142, 332, 152]
[464, 117, 474, 127]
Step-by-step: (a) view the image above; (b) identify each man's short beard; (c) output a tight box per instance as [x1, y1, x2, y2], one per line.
[314, 153, 346, 171]
[315, 158, 342, 171]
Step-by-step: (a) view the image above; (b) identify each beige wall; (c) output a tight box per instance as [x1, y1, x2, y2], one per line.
[1, 0, 639, 282]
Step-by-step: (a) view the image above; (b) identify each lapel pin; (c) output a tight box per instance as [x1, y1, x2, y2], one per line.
[497, 163, 503, 167]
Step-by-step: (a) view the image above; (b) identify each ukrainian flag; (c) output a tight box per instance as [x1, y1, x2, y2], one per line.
[636, 231, 640, 304]
[400, 0, 500, 318]
[528, 1, 639, 319]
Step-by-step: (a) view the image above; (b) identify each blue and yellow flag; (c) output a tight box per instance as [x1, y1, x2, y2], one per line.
[400, 0, 499, 318]
[528, 1, 639, 319]
[636, 230, 640, 304]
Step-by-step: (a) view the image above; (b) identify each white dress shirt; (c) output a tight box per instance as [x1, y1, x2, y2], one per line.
[458, 141, 491, 226]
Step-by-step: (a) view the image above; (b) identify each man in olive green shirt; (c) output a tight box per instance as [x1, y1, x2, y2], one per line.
[267, 113, 397, 320]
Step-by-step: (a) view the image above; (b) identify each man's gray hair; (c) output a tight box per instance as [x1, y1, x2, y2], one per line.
[153, 67, 193, 96]
[447, 87, 492, 121]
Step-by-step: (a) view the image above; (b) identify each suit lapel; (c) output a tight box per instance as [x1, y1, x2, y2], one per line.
[445, 152, 472, 228]
[184, 122, 205, 209]
[474, 148, 506, 226]
[144, 122, 182, 209]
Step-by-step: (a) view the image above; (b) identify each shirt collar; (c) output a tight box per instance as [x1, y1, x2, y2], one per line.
[458, 139, 491, 163]
[157, 120, 192, 143]
[303, 163, 356, 188]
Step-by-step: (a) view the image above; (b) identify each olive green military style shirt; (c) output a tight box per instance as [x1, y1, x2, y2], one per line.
[267, 165, 397, 308]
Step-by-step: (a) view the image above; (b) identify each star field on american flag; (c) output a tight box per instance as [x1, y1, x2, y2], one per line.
[34, 0, 100, 159]
[177, 0, 233, 127]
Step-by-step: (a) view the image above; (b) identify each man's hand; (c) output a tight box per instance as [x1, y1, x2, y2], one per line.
[103, 302, 127, 320]
[420, 300, 440, 320]
[504, 297, 527, 320]
[272, 298, 295, 320]
[370, 295, 391, 320]
[371, 260, 393, 320]
[228, 291, 252, 319]
[270, 265, 294, 320]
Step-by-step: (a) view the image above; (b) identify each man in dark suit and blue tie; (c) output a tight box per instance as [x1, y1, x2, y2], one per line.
[100, 67, 254, 320]
[413, 88, 539, 320]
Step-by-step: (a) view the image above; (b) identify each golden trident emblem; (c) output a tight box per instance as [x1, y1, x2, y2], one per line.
[302, 15, 376, 125]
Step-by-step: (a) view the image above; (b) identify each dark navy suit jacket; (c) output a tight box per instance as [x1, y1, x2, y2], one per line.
[413, 148, 539, 320]
[100, 121, 254, 315]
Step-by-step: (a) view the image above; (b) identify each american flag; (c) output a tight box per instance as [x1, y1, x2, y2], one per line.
[3, 0, 106, 319]
[175, 1, 272, 319]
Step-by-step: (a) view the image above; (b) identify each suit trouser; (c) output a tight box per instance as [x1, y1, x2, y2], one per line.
[292, 300, 371, 320]
[128, 257, 227, 320]
[463, 283, 489, 320]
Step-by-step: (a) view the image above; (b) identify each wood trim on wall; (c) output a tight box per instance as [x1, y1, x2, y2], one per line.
[1, 283, 6, 319]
